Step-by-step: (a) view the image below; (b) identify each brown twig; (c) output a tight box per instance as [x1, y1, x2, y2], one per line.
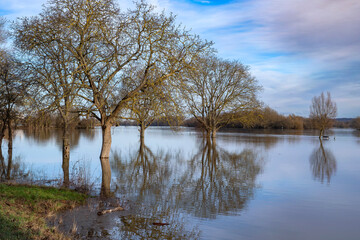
[97, 206, 124, 216]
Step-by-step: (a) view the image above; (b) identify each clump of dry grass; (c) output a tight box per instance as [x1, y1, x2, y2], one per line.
[69, 159, 96, 194]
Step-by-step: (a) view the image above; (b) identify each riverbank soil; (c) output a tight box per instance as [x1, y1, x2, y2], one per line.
[0, 183, 87, 240]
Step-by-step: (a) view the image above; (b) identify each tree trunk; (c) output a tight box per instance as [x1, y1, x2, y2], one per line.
[205, 129, 211, 140]
[138, 140, 146, 188]
[0, 142, 5, 178]
[211, 128, 217, 138]
[211, 128, 217, 145]
[139, 122, 145, 142]
[206, 138, 214, 180]
[0, 123, 4, 144]
[140, 132, 145, 149]
[0, 123, 5, 178]
[62, 125, 70, 187]
[6, 119, 13, 180]
[211, 138, 217, 167]
[100, 122, 112, 197]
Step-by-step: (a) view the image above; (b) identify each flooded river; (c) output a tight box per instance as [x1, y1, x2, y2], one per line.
[2, 127, 360, 239]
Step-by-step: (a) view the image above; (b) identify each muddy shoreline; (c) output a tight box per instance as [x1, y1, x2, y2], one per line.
[48, 197, 132, 239]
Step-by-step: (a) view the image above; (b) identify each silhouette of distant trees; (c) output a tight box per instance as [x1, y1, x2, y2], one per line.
[183, 106, 310, 130]
[351, 117, 360, 130]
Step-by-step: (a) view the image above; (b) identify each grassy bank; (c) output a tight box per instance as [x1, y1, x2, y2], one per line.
[0, 183, 87, 240]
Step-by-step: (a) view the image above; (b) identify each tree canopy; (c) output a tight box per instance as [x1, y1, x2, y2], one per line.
[181, 55, 261, 138]
[309, 92, 337, 138]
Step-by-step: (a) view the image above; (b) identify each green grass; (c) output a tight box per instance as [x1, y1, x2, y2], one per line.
[0, 183, 87, 240]
[0, 212, 33, 240]
[0, 184, 87, 203]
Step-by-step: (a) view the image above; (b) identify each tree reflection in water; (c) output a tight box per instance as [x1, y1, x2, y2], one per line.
[111, 140, 174, 203]
[22, 128, 97, 187]
[22, 128, 97, 147]
[116, 202, 200, 240]
[309, 140, 337, 184]
[178, 138, 264, 219]
[110, 141, 200, 239]
[0, 139, 29, 181]
[111, 137, 264, 229]
[352, 130, 360, 144]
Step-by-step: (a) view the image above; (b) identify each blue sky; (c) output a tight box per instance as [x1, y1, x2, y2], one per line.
[1, 0, 359, 117]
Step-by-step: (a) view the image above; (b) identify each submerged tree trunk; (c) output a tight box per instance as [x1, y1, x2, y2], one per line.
[0, 123, 5, 178]
[211, 128, 217, 139]
[211, 128, 217, 146]
[6, 119, 13, 180]
[209, 137, 218, 181]
[6, 138, 12, 180]
[62, 125, 70, 187]
[139, 122, 145, 142]
[100, 122, 112, 197]
[140, 131, 145, 149]
[205, 129, 211, 140]
[0, 142, 4, 178]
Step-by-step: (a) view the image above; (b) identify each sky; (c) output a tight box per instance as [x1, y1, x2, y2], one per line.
[1, 0, 359, 117]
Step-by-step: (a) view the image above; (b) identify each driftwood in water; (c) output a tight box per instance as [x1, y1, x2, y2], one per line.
[97, 206, 124, 216]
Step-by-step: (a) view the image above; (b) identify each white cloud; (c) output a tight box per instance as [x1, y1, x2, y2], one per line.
[252, 0, 360, 63]
[332, 82, 360, 117]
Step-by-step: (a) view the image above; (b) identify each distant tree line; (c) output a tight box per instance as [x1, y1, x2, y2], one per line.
[12, 104, 359, 132]
[349, 117, 360, 130]
[183, 106, 323, 130]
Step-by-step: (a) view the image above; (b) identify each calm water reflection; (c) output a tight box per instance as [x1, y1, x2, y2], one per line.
[4, 127, 360, 239]
[111, 139, 263, 221]
[178, 139, 263, 219]
[0, 135, 29, 181]
[309, 140, 337, 184]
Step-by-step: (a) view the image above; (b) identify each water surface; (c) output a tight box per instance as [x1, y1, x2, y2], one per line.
[2, 127, 360, 239]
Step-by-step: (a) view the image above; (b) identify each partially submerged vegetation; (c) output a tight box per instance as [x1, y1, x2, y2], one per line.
[0, 183, 87, 240]
[310, 92, 337, 138]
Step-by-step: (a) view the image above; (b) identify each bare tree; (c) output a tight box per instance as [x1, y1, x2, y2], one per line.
[182, 55, 261, 139]
[0, 51, 28, 180]
[14, 0, 211, 196]
[122, 67, 183, 141]
[0, 69, 5, 178]
[309, 92, 337, 138]
[0, 18, 6, 149]
[14, 23, 82, 187]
